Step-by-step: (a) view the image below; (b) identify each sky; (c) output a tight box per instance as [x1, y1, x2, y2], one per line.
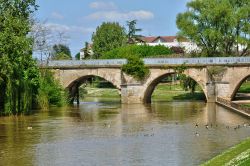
[35, 0, 190, 56]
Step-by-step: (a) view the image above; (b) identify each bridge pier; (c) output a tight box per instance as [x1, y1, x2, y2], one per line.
[68, 81, 80, 105]
[206, 82, 216, 103]
[121, 84, 145, 104]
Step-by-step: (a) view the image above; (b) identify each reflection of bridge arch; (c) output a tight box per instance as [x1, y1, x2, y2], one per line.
[142, 68, 207, 103]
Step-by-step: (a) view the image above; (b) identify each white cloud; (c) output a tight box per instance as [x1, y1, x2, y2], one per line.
[51, 12, 64, 20]
[87, 10, 154, 21]
[44, 23, 95, 34]
[89, 1, 117, 10]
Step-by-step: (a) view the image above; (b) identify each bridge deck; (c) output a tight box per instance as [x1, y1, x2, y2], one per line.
[42, 57, 250, 68]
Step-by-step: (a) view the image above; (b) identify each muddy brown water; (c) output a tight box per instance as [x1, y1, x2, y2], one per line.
[0, 97, 249, 166]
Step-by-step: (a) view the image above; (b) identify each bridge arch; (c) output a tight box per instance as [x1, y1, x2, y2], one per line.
[229, 74, 250, 100]
[56, 68, 122, 90]
[142, 68, 207, 103]
[67, 75, 120, 90]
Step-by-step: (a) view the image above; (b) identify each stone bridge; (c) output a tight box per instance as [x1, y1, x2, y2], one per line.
[42, 57, 250, 103]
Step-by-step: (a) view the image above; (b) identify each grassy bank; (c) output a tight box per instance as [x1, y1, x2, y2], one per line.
[82, 83, 205, 101]
[152, 83, 205, 101]
[202, 137, 250, 166]
[238, 81, 250, 93]
[82, 87, 120, 98]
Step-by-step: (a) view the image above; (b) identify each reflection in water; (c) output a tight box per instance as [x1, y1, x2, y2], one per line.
[0, 98, 249, 166]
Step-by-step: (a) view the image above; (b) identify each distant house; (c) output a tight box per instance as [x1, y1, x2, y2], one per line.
[139, 36, 199, 53]
[79, 43, 94, 59]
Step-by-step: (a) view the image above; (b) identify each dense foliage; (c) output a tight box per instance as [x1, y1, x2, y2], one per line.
[75, 52, 80, 60]
[101, 45, 173, 59]
[0, 1, 39, 115]
[37, 70, 67, 110]
[52, 44, 72, 60]
[0, 0, 66, 115]
[100, 45, 172, 79]
[122, 56, 149, 80]
[92, 22, 126, 58]
[177, 0, 250, 56]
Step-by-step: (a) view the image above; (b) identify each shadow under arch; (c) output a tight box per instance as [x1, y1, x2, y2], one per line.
[143, 72, 207, 103]
[230, 74, 250, 100]
[67, 75, 121, 104]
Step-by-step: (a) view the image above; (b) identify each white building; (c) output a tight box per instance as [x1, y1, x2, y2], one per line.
[79, 44, 94, 59]
[140, 36, 199, 53]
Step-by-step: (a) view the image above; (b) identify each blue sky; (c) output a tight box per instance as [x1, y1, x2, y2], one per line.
[35, 0, 190, 55]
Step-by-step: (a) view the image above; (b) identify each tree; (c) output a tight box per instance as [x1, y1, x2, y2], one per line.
[75, 52, 80, 60]
[30, 20, 70, 62]
[52, 44, 72, 60]
[92, 22, 126, 58]
[180, 76, 197, 94]
[0, 0, 40, 114]
[30, 20, 52, 62]
[176, 0, 250, 56]
[126, 20, 143, 44]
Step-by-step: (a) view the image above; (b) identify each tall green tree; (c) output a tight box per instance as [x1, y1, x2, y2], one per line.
[0, 0, 39, 115]
[176, 0, 250, 56]
[126, 20, 142, 44]
[92, 22, 126, 58]
[52, 44, 72, 60]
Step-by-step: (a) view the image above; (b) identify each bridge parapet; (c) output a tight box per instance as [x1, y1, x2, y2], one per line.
[44, 59, 127, 69]
[43, 57, 250, 69]
[144, 57, 250, 66]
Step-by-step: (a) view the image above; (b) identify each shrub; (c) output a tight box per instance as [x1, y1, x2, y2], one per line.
[37, 70, 67, 110]
[122, 55, 149, 80]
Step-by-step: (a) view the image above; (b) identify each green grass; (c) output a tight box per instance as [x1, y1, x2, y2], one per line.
[240, 104, 250, 109]
[201, 137, 250, 166]
[152, 83, 205, 101]
[83, 87, 120, 98]
[81, 83, 205, 101]
[238, 81, 250, 93]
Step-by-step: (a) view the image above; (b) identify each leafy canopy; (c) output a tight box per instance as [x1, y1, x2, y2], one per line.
[101, 45, 172, 80]
[101, 45, 173, 59]
[176, 0, 250, 56]
[92, 22, 126, 58]
[126, 20, 142, 44]
[52, 44, 72, 60]
[0, 0, 39, 114]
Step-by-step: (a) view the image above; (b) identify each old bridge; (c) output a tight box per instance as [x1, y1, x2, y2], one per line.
[43, 57, 250, 104]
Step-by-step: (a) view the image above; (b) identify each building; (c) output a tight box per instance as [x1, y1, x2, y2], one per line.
[79, 43, 94, 59]
[140, 36, 199, 53]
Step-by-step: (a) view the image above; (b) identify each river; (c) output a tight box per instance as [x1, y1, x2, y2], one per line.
[0, 98, 249, 166]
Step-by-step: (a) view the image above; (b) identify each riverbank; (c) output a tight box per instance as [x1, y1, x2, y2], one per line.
[202, 137, 250, 166]
[82, 83, 205, 101]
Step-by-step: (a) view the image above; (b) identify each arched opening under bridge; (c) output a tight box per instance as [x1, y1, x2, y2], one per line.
[143, 72, 206, 103]
[67, 75, 121, 104]
[231, 75, 250, 106]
